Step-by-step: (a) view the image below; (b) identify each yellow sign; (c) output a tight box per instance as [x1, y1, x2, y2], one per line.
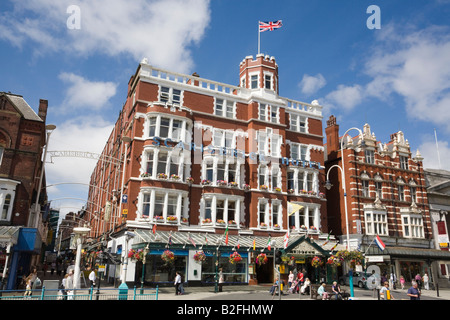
[122, 209, 128, 216]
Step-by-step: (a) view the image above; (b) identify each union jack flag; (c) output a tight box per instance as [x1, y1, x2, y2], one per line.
[259, 20, 283, 32]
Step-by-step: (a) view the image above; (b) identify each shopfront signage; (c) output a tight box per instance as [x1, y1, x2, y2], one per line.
[366, 255, 384, 262]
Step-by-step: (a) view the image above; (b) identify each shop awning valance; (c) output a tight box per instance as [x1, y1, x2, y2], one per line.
[364, 245, 450, 261]
[131, 229, 346, 256]
[0, 226, 21, 248]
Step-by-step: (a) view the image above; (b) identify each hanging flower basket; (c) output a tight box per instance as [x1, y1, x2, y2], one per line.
[193, 251, 206, 263]
[161, 250, 175, 264]
[128, 249, 144, 262]
[311, 256, 323, 268]
[336, 250, 364, 269]
[229, 252, 242, 264]
[256, 253, 268, 266]
[326, 255, 342, 267]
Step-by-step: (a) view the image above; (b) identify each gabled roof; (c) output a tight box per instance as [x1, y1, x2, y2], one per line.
[1, 92, 43, 122]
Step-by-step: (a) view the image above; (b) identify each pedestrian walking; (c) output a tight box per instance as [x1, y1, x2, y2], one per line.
[218, 269, 224, 292]
[414, 273, 422, 289]
[423, 272, 429, 290]
[51, 262, 56, 275]
[380, 281, 395, 300]
[399, 275, 405, 289]
[407, 281, 421, 300]
[66, 271, 74, 300]
[174, 271, 181, 295]
[89, 267, 96, 288]
[61, 274, 68, 300]
[389, 272, 397, 289]
[24, 279, 32, 298]
[288, 271, 294, 289]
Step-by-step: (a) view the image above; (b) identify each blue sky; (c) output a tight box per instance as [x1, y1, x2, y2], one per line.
[1, 0, 450, 220]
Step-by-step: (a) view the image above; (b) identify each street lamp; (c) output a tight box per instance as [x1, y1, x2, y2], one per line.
[325, 127, 363, 298]
[120, 231, 135, 283]
[32, 124, 56, 228]
[73, 226, 91, 289]
[140, 243, 149, 294]
[118, 136, 131, 223]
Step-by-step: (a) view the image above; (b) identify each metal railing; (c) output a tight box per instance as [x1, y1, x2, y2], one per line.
[0, 286, 158, 301]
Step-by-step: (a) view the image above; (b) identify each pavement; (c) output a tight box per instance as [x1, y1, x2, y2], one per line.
[31, 270, 450, 301]
[155, 283, 450, 301]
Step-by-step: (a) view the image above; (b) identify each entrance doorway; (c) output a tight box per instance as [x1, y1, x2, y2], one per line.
[256, 257, 273, 283]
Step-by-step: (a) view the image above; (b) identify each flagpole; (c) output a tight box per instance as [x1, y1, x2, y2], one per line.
[258, 21, 261, 54]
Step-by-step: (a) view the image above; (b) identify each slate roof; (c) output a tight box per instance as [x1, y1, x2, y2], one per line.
[1, 92, 43, 122]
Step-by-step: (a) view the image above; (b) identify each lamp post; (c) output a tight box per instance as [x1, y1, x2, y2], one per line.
[140, 243, 149, 294]
[73, 226, 91, 289]
[325, 127, 363, 299]
[32, 124, 56, 228]
[118, 136, 131, 223]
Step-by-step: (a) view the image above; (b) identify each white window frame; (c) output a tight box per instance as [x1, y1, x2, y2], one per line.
[258, 199, 269, 227]
[365, 149, 375, 164]
[263, 71, 273, 90]
[142, 147, 190, 180]
[201, 194, 243, 227]
[202, 156, 243, 186]
[289, 114, 308, 133]
[159, 86, 182, 105]
[288, 202, 320, 231]
[0, 181, 19, 222]
[402, 214, 424, 238]
[290, 143, 309, 161]
[250, 72, 259, 89]
[138, 187, 188, 223]
[146, 114, 188, 142]
[364, 210, 388, 236]
[214, 98, 235, 119]
[400, 155, 409, 170]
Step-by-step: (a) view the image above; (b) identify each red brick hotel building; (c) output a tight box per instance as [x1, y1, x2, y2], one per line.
[86, 55, 337, 286]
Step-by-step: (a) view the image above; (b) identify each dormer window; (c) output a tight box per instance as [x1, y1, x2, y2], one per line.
[365, 149, 375, 164]
[400, 155, 408, 170]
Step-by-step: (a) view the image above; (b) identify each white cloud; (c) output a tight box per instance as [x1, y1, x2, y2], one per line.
[298, 73, 326, 96]
[322, 84, 364, 111]
[0, 0, 211, 72]
[58, 72, 117, 111]
[45, 116, 114, 211]
[364, 25, 450, 127]
[320, 24, 450, 129]
[419, 137, 450, 171]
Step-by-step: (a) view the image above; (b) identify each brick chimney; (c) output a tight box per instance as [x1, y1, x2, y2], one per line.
[38, 99, 48, 122]
[325, 115, 340, 160]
